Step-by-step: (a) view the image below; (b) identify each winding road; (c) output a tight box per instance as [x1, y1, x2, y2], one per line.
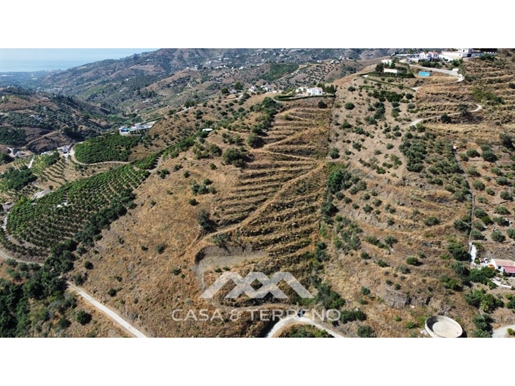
[265, 312, 345, 338]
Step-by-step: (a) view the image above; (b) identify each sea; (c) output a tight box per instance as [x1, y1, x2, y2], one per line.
[0, 48, 156, 73]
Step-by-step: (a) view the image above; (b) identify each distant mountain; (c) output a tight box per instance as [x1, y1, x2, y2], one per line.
[28, 49, 396, 115]
[0, 86, 114, 152]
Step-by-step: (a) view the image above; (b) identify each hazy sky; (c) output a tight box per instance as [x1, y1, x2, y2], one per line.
[0, 48, 157, 72]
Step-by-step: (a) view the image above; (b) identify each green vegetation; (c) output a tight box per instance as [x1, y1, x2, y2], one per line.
[281, 325, 332, 338]
[0, 127, 26, 146]
[222, 148, 248, 167]
[262, 63, 299, 82]
[74, 132, 141, 163]
[0, 246, 80, 336]
[357, 325, 375, 337]
[2, 164, 147, 256]
[0, 166, 36, 191]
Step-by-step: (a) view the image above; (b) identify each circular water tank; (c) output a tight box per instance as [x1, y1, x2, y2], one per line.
[425, 316, 463, 338]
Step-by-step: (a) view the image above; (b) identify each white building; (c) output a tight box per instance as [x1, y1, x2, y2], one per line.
[306, 87, 324, 96]
[384, 68, 402, 75]
[419, 51, 440, 61]
[491, 259, 515, 276]
[440, 48, 497, 61]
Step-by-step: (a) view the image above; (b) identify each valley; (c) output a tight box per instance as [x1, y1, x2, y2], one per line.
[0, 48, 514, 338]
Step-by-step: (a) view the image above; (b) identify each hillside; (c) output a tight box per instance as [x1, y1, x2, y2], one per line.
[1, 49, 514, 338]
[0, 86, 113, 152]
[20, 49, 397, 118]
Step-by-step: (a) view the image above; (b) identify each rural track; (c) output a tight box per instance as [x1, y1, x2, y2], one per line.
[0, 246, 147, 338]
[265, 313, 345, 338]
[67, 283, 148, 338]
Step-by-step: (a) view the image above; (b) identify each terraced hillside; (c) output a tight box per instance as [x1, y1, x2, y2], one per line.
[1, 164, 149, 260]
[198, 99, 331, 306]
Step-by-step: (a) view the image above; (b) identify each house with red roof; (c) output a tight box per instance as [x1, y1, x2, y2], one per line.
[491, 259, 515, 277]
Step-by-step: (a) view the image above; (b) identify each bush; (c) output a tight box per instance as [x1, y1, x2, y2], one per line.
[329, 148, 340, 159]
[344, 102, 355, 110]
[500, 191, 513, 201]
[222, 148, 248, 167]
[246, 133, 263, 148]
[466, 149, 480, 158]
[156, 243, 166, 253]
[84, 261, 94, 270]
[491, 230, 506, 243]
[357, 325, 375, 338]
[424, 216, 440, 226]
[447, 242, 469, 261]
[198, 210, 215, 232]
[107, 288, 117, 297]
[482, 150, 497, 162]
[76, 310, 92, 325]
[406, 257, 420, 266]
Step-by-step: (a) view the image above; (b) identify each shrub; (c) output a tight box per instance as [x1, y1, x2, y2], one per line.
[156, 243, 167, 253]
[406, 257, 420, 266]
[491, 230, 506, 243]
[84, 261, 94, 270]
[447, 242, 469, 261]
[500, 191, 513, 201]
[76, 310, 92, 325]
[107, 288, 117, 297]
[357, 325, 375, 338]
[222, 148, 248, 167]
[424, 216, 440, 226]
[466, 149, 480, 158]
[329, 148, 340, 159]
[482, 150, 497, 162]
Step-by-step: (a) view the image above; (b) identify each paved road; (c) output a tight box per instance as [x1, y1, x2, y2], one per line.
[67, 283, 148, 338]
[266, 313, 345, 338]
[493, 324, 515, 338]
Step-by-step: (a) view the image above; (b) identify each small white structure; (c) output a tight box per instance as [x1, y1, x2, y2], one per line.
[381, 59, 393, 66]
[491, 259, 515, 276]
[306, 87, 323, 96]
[384, 68, 402, 75]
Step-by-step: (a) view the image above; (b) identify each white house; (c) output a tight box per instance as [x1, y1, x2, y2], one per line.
[440, 48, 497, 61]
[306, 87, 323, 96]
[419, 51, 440, 61]
[491, 259, 515, 276]
[381, 59, 393, 66]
